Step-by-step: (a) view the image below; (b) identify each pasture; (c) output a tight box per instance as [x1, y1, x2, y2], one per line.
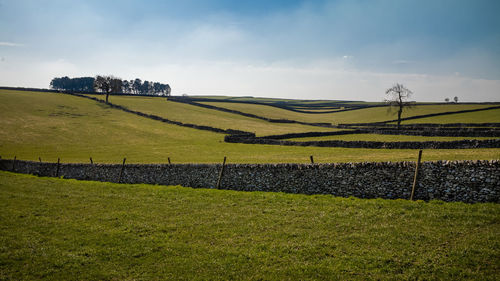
[197, 101, 498, 124]
[0, 89, 499, 164]
[1, 89, 499, 280]
[1, 171, 498, 280]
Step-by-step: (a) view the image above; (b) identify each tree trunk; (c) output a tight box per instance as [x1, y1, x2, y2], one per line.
[105, 93, 109, 104]
[397, 108, 402, 130]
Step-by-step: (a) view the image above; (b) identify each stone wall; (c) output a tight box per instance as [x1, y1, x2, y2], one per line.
[1, 159, 498, 203]
[225, 134, 500, 149]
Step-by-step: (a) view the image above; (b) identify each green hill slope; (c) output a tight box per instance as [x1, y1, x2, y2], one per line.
[200, 101, 496, 124]
[106, 95, 336, 136]
[1, 171, 498, 280]
[1, 89, 498, 163]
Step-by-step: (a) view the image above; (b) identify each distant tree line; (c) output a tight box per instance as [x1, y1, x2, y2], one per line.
[50, 76, 171, 96]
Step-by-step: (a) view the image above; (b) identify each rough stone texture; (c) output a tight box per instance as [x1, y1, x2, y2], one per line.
[1, 159, 498, 203]
[225, 135, 500, 149]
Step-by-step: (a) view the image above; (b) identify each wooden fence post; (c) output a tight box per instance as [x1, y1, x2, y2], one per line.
[168, 157, 171, 164]
[90, 157, 93, 164]
[56, 158, 61, 177]
[310, 155, 314, 164]
[216, 156, 227, 189]
[12, 156, 16, 172]
[410, 150, 423, 201]
[118, 158, 126, 183]
[39, 157, 42, 163]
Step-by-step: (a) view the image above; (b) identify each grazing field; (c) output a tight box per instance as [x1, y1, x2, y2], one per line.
[400, 108, 500, 124]
[198, 101, 496, 124]
[1, 171, 499, 280]
[1, 89, 499, 164]
[105, 95, 336, 136]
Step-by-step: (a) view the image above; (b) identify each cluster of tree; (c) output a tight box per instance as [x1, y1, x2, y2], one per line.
[444, 96, 459, 103]
[120, 78, 171, 96]
[50, 76, 95, 92]
[50, 76, 171, 97]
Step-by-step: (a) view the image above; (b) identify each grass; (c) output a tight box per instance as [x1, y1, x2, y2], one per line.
[200, 102, 496, 124]
[400, 108, 500, 124]
[1, 89, 499, 164]
[0, 171, 499, 280]
[89, 94, 337, 136]
[288, 134, 498, 142]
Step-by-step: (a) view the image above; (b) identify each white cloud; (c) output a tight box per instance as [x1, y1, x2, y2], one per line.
[0, 42, 24, 47]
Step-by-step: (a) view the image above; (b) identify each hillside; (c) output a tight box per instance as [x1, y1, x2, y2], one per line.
[1, 171, 498, 280]
[0, 89, 499, 163]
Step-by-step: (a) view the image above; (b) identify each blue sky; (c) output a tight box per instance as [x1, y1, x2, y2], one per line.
[1, 0, 499, 101]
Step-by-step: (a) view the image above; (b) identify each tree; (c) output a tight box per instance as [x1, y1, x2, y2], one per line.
[385, 83, 414, 130]
[444, 98, 450, 103]
[165, 84, 171, 96]
[50, 76, 95, 92]
[93, 75, 122, 103]
[142, 80, 152, 94]
[453, 96, 459, 103]
[133, 78, 142, 94]
[122, 80, 130, 93]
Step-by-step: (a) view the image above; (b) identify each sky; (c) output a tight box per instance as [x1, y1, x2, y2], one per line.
[0, 0, 499, 102]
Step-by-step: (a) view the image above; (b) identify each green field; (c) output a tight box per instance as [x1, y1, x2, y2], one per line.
[1, 90, 499, 164]
[199, 102, 497, 124]
[105, 95, 337, 136]
[400, 108, 500, 124]
[1, 171, 498, 280]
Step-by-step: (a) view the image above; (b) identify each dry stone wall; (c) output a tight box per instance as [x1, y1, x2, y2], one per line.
[1, 159, 498, 203]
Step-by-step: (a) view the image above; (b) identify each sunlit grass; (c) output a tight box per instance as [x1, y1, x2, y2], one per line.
[1, 90, 499, 164]
[200, 102, 495, 124]
[1, 171, 498, 280]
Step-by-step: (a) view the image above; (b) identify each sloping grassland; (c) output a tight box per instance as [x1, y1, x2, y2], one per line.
[0, 89, 499, 163]
[1, 171, 498, 280]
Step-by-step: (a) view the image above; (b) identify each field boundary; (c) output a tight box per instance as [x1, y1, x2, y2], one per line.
[225, 135, 500, 149]
[0, 158, 498, 203]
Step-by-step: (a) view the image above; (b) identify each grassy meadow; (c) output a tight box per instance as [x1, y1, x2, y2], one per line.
[1, 171, 499, 280]
[198, 101, 497, 124]
[400, 108, 500, 124]
[0, 89, 499, 164]
[105, 95, 337, 136]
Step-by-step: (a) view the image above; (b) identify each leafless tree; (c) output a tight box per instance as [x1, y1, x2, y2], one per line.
[385, 83, 414, 130]
[94, 75, 122, 103]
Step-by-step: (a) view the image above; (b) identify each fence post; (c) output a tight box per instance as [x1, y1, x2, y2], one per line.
[118, 158, 126, 183]
[90, 157, 93, 164]
[56, 158, 61, 177]
[39, 157, 42, 163]
[216, 156, 227, 189]
[12, 156, 16, 172]
[310, 155, 314, 164]
[168, 157, 171, 164]
[410, 150, 423, 201]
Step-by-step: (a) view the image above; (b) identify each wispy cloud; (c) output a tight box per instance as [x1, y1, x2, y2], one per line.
[0, 42, 24, 47]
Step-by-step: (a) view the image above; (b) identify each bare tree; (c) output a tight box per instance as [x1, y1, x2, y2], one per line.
[94, 75, 122, 103]
[385, 83, 414, 130]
